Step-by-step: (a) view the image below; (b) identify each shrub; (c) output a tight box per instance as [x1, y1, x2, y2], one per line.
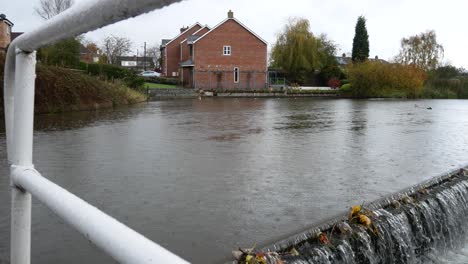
[340, 79, 349, 85]
[319, 65, 345, 85]
[340, 83, 352, 93]
[327, 78, 341, 89]
[146, 76, 179, 85]
[37, 38, 81, 68]
[123, 75, 146, 90]
[34, 65, 146, 113]
[422, 78, 468, 99]
[77, 62, 145, 91]
[347, 61, 426, 98]
[78, 62, 132, 80]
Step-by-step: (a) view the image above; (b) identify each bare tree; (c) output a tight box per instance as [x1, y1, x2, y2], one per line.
[146, 44, 161, 70]
[101, 36, 132, 65]
[35, 0, 74, 20]
[395, 30, 444, 71]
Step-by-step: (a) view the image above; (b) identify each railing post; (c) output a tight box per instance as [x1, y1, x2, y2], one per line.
[10, 49, 37, 264]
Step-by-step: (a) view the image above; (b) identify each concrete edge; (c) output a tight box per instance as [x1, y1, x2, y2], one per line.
[258, 163, 468, 253]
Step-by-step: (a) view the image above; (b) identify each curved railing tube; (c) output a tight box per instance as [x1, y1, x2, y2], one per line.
[3, 1, 189, 263]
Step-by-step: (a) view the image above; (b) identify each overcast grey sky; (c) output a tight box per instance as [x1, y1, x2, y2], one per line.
[2, 0, 467, 68]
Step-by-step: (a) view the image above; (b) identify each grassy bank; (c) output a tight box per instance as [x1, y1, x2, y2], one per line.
[144, 82, 177, 89]
[0, 53, 146, 113]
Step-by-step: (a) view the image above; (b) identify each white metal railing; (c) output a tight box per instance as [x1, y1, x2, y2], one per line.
[3, 1, 189, 263]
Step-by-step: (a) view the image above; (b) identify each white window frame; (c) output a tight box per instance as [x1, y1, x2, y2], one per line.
[223, 45, 231, 56]
[234, 67, 239, 83]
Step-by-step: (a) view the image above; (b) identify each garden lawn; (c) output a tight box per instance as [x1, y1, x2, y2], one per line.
[145, 82, 177, 89]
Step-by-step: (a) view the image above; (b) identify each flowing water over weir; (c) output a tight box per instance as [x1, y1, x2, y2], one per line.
[234, 167, 468, 264]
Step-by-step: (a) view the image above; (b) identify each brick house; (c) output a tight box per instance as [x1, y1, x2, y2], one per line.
[0, 14, 14, 52]
[0, 14, 23, 53]
[161, 11, 268, 90]
[161, 23, 203, 77]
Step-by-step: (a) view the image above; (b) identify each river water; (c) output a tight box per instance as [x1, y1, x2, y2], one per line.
[0, 98, 468, 263]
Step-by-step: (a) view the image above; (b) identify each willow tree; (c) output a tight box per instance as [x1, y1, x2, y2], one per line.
[395, 30, 444, 71]
[270, 18, 322, 83]
[352, 16, 370, 62]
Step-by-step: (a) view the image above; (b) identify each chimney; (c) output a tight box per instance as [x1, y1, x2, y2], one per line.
[228, 10, 234, 19]
[180, 26, 189, 33]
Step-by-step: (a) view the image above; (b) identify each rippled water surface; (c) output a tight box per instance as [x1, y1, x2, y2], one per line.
[1, 98, 468, 263]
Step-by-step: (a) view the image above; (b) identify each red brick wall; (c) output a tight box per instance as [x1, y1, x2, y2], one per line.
[180, 27, 210, 62]
[193, 19, 267, 90]
[0, 22, 11, 50]
[194, 70, 267, 90]
[162, 24, 202, 77]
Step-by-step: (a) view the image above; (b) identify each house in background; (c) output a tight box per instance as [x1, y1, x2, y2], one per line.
[79, 44, 100, 64]
[161, 10, 268, 90]
[0, 14, 14, 52]
[116, 56, 154, 71]
[161, 23, 203, 77]
[179, 25, 210, 67]
[336, 53, 388, 67]
[0, 14, 24, 53]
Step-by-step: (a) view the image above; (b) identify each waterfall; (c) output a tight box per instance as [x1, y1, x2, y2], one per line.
[235, 169, 468, 264]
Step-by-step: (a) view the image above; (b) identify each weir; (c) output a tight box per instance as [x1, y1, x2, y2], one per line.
[234, 166, 468, 263]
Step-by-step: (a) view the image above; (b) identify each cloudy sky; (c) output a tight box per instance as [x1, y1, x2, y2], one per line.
[3, 0, 467, 68]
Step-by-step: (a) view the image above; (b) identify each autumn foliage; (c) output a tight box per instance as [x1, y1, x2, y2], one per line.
[348, 61, 426, 98]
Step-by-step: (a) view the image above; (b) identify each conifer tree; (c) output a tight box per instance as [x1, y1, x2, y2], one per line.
[352, 16, 370, 62]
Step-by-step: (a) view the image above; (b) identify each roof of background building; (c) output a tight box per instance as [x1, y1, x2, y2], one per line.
[335, 55, 388, 65]
[336, 56, 352, 65]
[187, 35, 201, 43]
[161, 22, 203, 48]
[192, 11, 267, 45]
[0, 14, 14, 27]
[161, 39, 171, 46]
[117, 56, 153, 62]
[11, 32, 23, 41]
[180, 59, 194, 67]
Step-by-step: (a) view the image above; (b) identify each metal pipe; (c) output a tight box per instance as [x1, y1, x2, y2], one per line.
[12, 0, 183, 52]
[11, 167, 190, 264]
[3, 1, 187, 263]
[11, 186, 31, 264]
[10, 50, 37, 264]
[12, 50, 36, 166]
[3, 46, 16, 162]
[4, 0, 183, 158]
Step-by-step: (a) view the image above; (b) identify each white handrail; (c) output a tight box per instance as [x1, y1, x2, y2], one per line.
[3, 1, 190, 263]
[5, 0, 184, 158]
[12, 166, 189, 264]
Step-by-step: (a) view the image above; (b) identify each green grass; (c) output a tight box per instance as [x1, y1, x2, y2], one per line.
[144, 82, 177, 89]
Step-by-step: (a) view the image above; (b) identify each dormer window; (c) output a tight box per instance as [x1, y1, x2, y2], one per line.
[223, 45, 231, 56]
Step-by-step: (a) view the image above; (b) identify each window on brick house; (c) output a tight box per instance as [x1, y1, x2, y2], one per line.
[234, 67, 239, 83]
[223, 45, 231, 56]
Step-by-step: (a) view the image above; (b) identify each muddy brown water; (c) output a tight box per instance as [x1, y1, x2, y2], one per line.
[1, 98, 468, 263]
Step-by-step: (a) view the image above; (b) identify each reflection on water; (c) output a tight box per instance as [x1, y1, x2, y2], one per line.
[0, 98, 468, 263]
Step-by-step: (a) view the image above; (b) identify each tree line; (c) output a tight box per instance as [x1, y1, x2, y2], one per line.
[270, 14, 466, 98]
[33, 0, 162, 70]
